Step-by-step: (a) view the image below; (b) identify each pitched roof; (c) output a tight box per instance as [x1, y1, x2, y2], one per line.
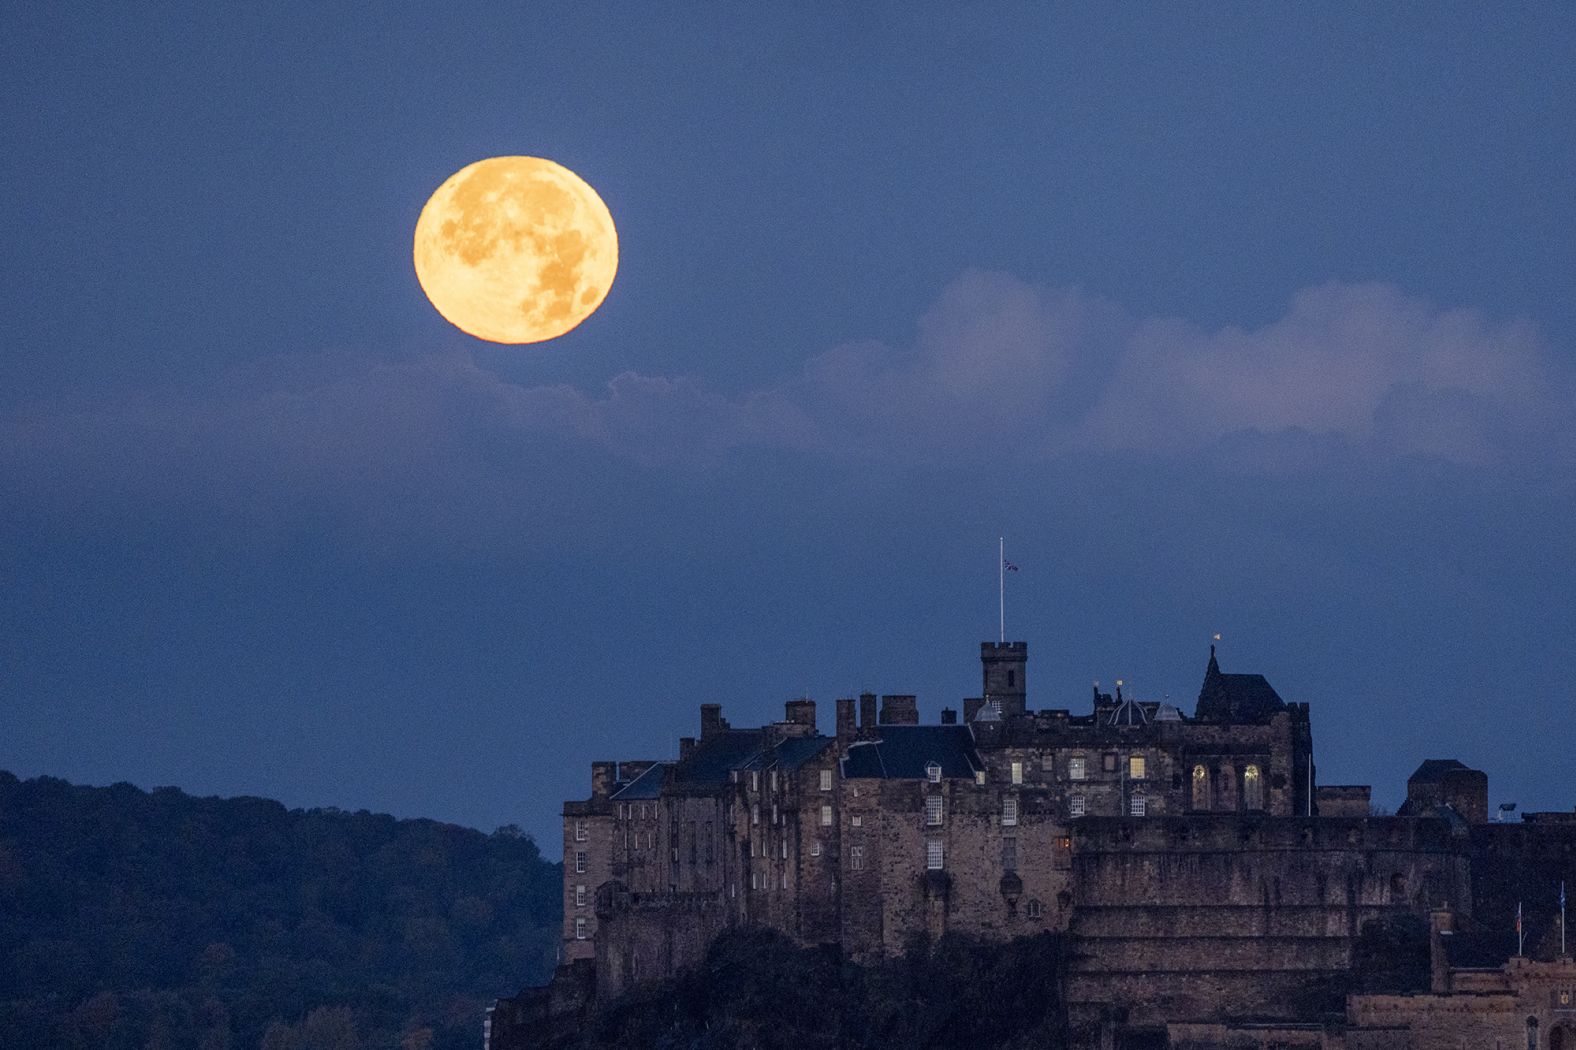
[1194, 648, 1287, 724]
[610, 762, 667, 800]
[737, 735, 835, 773]
[841, 725, 983, 780]
[669, 730, 765, 789]
[1409, 759, 1472, 784]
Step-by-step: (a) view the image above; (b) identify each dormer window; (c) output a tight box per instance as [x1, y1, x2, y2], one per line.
[926, 761, 942, 784]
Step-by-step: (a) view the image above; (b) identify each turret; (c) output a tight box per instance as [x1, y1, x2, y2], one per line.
[980, 641, 1027, 717]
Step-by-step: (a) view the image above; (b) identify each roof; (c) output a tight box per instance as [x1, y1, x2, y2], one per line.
[1107, 696, 1148, 728]
[669, 730, 765, 789]
[841, 725, 983, 780]
[1153, 703, 1184, 722]
[610, 762, 667, 800]
[1194, 648, 1287, 724]
[738, 735, 834, 773]
[1409, 759, 1473, 784]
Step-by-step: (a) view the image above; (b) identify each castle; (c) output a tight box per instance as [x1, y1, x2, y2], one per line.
[492, 640, 1576, 1049]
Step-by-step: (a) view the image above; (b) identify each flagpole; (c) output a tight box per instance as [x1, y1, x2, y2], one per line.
[1562, 881, 1567, 957]
[1518, 901, 1524, 957]
[998, 537, 1005, 644]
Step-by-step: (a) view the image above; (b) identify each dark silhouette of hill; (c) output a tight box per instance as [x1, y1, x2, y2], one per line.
[0, 770, 560, 1050]
[557, 927, 1068, 1050]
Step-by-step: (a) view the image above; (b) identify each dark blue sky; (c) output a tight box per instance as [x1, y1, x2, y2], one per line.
[3, 5, 1573, 850]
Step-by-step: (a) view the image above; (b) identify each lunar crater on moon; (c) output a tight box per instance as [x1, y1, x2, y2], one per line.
[414, 157, 617, 344]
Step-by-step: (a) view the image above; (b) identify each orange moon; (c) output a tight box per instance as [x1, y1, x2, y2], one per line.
[413, 157, 618, 344]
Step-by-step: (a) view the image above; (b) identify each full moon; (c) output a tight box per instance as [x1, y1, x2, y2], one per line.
[413, 156, 618, 344]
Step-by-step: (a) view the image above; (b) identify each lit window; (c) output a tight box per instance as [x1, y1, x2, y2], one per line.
[820, 769, 833, 791]
[926, 762, 942, 784]
[1002, 797, 1019, 827]
[811, 841, 821, 857]
[851, 845, 865, 871]
[1129, 756, 1146, 780]
[1130, 796, 1146, 817]
[1069, 795, 1086, 818]
[851, 815, 863, 828]
[1192, 764, 1209, 810]
[575, 884, 586, 907]
[575, 851, 587, 873]
[926, 840, 944, 870]
[752, 804, 760, 825]
[1069, 756, 1087, 781]
[926, 796, 944, 826]
[1026, 899, 1042, 920]
[1244, 765, 1263, 810]
[975, 770, 986, 786]
[821, 804, 833, 826]
[575, 918, 587, 940]
[574, 820, 587, 841]
[1011, 761, 1023, 785]
[1002, 837, 1017, 871]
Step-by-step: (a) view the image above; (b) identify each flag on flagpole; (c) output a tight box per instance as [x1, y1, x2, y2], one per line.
[1517, 900, 1524, 956]
[1003, 559, 1019, 572]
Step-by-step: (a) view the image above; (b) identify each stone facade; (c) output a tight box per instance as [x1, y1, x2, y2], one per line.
[503, 639, 1563, 1050]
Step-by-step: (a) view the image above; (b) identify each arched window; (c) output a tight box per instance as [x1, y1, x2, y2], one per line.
[1243, 765, 1263, 811]
[1191, 764, 1209, 811]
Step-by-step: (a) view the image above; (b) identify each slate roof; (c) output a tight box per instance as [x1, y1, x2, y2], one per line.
[737, 735, 835, 773]
[610, 762, 667, 800]
[669, 730, 766, 789]
[842, 725, 983, 780]
[1409, 759, 1472, 784]
[1194, 648, 1288, 724]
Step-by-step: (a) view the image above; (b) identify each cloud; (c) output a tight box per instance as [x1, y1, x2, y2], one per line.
[2, 273, 1568, 549]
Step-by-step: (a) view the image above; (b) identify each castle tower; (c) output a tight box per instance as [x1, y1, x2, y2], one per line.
[980, 641, 1027, 717]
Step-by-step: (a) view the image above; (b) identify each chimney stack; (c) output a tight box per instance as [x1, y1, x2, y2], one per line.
[700, 704, 725, 739]
[941, 707, 957, 725]
[679, 737, 696, 761]
[836, 697, 857, 742]
[859, 692, 878, 729]
[591, 761, 617, 798]
[879, 695, 918, 725]
[784, 699, 817, 728]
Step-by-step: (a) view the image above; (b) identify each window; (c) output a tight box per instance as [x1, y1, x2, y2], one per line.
[1026, 899, 1042, 920]
[821, 804, 833, 827]
[1192, 764, 1209, 810]
[751, 872, 758, 890]
[647, 832, 653, 850]
[1128, 755, 1146, 780]
[1069, 756, 1087, 781]
[1002, 837, 1017, 871]
[1102, 753, 1118, 773]
[926, 796, 944, 826]
[770, 770, 777, 791]
[575, 918, 587, 940]
[811, 841, 821, 857]
[1054, 835, 1072, 869]
[1069, 795, 1086, 818]
[574, 820, 587, 841]
[780, 840, 787, 859]
[780, 872, 788, 889]
[575, 884, 586, 907]
[926, 762, 942, 784]
[1011, 760, 1023, 785]
[820, 769, 833, 791]
[640, 804, 647, 820]
[1244, 764, 1263, 810]
[1002, 797, 1019, 827]
[575, 851, 587, 873]
[926, 840, 944, 870]
[771, 804, 778, 825]
[975, 770, 987, 786]
[1130, 796, 1146, 817]
[851, 815, 863, 828]
[750, 772, 759, 791]
[752, 804, 760, 825]
[851, 845, 866, 871]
